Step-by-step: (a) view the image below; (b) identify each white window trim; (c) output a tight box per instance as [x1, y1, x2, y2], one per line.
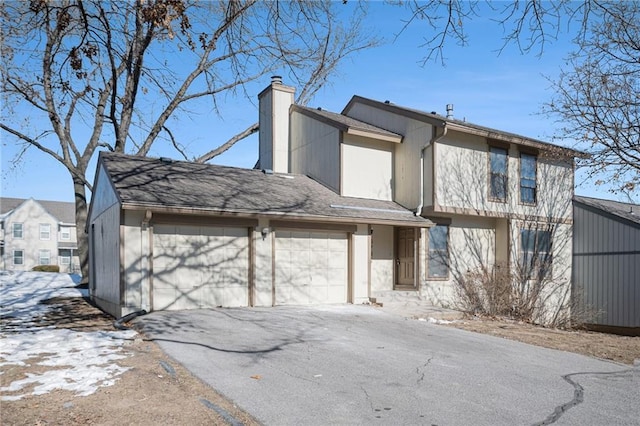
[13, 249, 24, 265]
[12, 223, 23, 239]
[60, 227, 71, 240]
[39, 249, 51, 265]
[40, 223, 51, 241]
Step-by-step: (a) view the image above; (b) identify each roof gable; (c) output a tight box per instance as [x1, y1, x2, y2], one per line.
[0, 197, 75, 224]
[292, 105, 402, 143]
[343, 95, 585, 158]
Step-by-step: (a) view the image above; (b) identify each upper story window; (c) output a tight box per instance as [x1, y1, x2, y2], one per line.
[489, 146, 508, 201]
[60, 227, 71, 240]
[428, 225, 449, 279]
[13, 250, 24, 265]
[12, 223, 23, 239]
[520, 228, 552, 281]
[520, 153, 537, 204]
[40, 223, 51, 240]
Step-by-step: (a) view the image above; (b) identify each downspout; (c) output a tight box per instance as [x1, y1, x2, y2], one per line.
[416, 123, 448, 216]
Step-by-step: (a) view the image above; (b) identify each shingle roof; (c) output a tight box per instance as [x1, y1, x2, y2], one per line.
[292, 105, 402, 141]
[0, 197, 76, 224]
[343, 96, 586, 157]
[574, 196, 640, 226]
[99, 153, 431, 227]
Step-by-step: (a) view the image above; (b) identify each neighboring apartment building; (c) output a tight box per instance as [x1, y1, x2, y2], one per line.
[88, 77, 582, 320]
[0, 197, 80, 274]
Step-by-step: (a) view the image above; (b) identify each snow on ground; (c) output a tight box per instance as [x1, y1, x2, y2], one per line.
[0, 271, 136, 401]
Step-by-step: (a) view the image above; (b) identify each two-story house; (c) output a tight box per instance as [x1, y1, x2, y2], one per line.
[1, 197, 80, 273]
[88, 77, 580, 320]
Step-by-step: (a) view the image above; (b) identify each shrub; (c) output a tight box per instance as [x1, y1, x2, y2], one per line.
[32, 265, 60, 273]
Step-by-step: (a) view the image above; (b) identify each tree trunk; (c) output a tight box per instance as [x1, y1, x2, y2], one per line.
[73, 176, 90, 283]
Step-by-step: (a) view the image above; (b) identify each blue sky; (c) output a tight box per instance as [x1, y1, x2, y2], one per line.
[0, 3, 628, 203]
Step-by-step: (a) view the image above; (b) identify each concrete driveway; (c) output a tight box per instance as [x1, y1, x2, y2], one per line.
[135, 305, 639, 426]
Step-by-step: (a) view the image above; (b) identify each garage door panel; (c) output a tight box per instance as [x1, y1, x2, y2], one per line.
[328, 267, 346, 285]
[275, 230, 348, 305]
[327, 285, 346, 304]
[308, 286, 328, 303]
[153, 225, 249, 310]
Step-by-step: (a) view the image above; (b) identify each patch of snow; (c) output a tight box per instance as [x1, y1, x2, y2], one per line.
[0, 272, 137, 401]
[426, 317, 455, 325]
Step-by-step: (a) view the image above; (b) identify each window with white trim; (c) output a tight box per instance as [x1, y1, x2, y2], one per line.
[39, 249, 51, 265]
[12, 223, 23, 239]
[13, 250, 24, 265]
[60, 227, 71, 240]
[59, 249, 71, 265]
[40, 224, 51, 240]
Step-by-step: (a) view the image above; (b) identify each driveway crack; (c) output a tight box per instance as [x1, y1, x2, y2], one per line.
[416, 357, 433, 385]
[533, 368, 636, 425]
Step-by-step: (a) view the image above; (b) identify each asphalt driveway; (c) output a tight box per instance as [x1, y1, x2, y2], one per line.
[135, 305, 639, 426]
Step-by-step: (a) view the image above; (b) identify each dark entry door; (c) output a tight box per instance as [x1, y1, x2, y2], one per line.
[396, 227, 415, 288]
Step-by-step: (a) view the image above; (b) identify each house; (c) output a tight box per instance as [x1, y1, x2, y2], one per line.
[89, 77, 582, 320]
[0, 197, 80, 273]
[573, 196, 639, 335]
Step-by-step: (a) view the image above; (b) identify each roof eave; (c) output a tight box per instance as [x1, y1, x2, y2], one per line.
[119, 202, 432, 228]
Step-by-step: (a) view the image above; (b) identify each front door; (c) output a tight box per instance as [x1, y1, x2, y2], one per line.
[396, 227, 415, 288]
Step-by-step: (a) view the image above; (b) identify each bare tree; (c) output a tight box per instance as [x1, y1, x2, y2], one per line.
[0, 0, 376, 279]
[395, 0, 593, 65]
[544, 1, 640, 195]
[396, 1, 638, 195]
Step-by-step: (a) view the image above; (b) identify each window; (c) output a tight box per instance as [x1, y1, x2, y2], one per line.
[39, 249, 51, 265]
[428, 225, 449, 278]
[520, 153, 537, 204]
[13, 250, 24, 265]
[40, 224, 51, 240]
[59, 249, 71, 265]
[60, 227, 71, 240]
[12, 223, 23, 239]
[520, 229, 552, 280]
[489, 146, 508, 201]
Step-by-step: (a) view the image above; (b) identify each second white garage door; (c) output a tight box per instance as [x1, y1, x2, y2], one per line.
[275, 230, 348, 305]
[152, 225, 249, 310]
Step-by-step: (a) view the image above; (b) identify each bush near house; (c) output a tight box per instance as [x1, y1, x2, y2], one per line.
[32, 265, 60, 273]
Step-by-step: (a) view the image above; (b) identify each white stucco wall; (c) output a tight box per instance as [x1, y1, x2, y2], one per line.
[341, 134, 393, 201]
[370, 225, 394, 293]
[345, 103, 434, 210]
[351, 224, 371, 303]
[253, 219, 274, 307]
[422, 216, 496, 308]
[434, 134, 574, 221]
[122, 210, 146, 314]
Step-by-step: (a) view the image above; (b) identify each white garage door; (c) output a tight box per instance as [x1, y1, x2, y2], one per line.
[275, 230, 348, 305]
[153, 225, 249, 310]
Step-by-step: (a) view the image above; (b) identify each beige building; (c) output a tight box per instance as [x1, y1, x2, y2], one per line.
[1, 198, 80, 274]
[89, 77, 582, 320]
